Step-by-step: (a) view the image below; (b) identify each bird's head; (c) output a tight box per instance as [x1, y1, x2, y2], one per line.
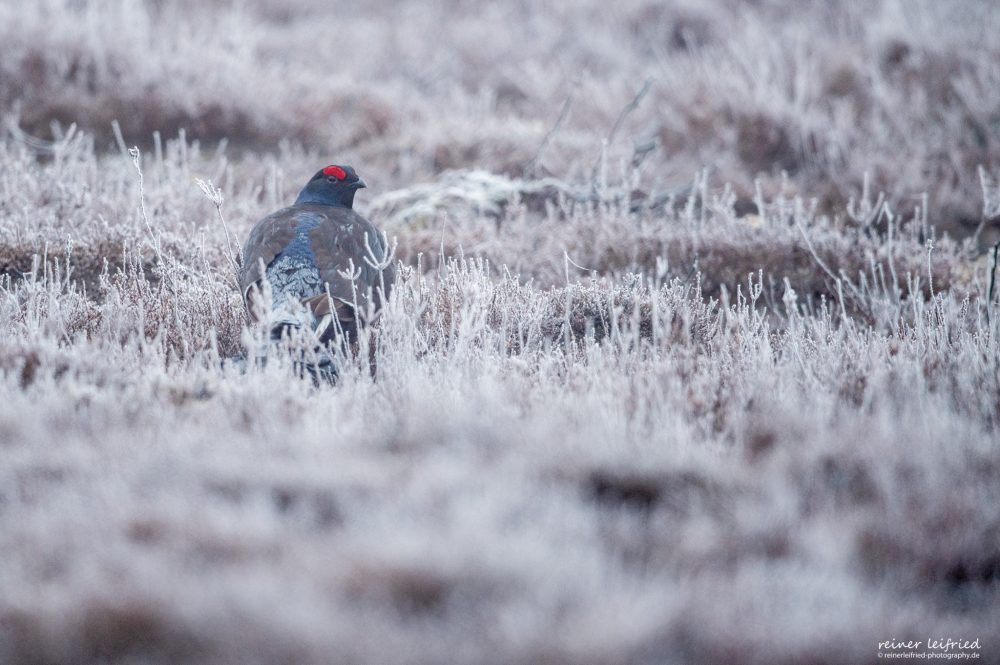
[295, 165, 367, 208]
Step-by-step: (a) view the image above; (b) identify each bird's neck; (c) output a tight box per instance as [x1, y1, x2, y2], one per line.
[294, 189, 355, 208]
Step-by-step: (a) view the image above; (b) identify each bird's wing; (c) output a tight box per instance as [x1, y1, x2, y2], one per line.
[238, 207, 300, 301]
[305, 207, 394, 323]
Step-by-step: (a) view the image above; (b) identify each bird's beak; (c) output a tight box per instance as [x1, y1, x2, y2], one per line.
[353, 178, 367, 189]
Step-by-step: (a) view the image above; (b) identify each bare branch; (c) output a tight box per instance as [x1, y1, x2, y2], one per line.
[590, 77, 654, 185]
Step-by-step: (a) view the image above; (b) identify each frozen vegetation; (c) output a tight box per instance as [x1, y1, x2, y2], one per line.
[0, 0, 998, 663]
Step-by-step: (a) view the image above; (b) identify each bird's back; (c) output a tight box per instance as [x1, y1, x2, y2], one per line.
[240, 203, 394, 334]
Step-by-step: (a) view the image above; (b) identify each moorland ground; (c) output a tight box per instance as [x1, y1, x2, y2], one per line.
[1, 1, 999, 663]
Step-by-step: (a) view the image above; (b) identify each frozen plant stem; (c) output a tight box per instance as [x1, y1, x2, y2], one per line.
[196, 178, 241, 282]
[130, 146, 162, 266]
[590, 77, 654, 187]
[988, 239, 1000, 324]
[526, 78, 580, 179]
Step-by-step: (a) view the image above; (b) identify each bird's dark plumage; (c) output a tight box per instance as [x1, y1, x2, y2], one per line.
[239, 165, 394, 352]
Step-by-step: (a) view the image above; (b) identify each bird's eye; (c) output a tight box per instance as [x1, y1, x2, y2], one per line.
[326, 176, 337, 183]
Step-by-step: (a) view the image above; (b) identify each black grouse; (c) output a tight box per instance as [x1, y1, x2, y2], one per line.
[239, 165, 395, 367]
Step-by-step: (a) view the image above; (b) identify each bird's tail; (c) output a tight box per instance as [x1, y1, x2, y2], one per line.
[265, 307, 339, 383]
[265, 304, 315, 342]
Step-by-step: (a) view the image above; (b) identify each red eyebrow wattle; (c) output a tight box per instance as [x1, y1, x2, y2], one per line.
[323, 165, 347, 179]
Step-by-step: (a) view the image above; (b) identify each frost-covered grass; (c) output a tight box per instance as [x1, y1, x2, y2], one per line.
[4, 0, 1000, 239]
[1, 0, 999, 663]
